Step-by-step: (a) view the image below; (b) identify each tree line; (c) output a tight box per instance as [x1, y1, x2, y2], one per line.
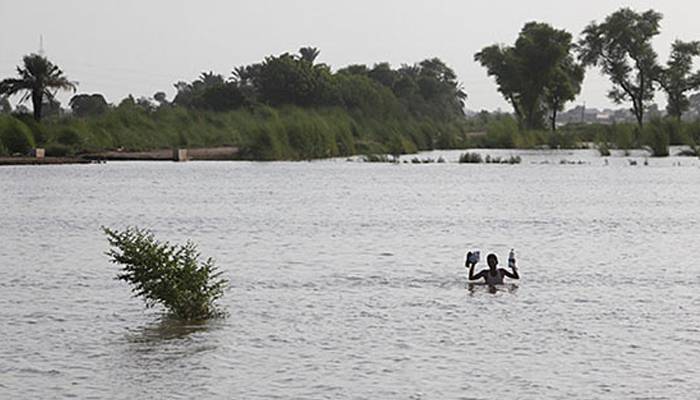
[476, 7, 700, 131]
[0, 47, 467, 124]
[170, 47, 467, 123]
[1, 7, 699, 159]
[0, 48, 477, 159]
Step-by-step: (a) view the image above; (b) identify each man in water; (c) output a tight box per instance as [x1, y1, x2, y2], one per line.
[466, 252, 519, 285]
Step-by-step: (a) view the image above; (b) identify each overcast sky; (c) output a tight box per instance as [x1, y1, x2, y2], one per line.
[1, 0, 697, 111]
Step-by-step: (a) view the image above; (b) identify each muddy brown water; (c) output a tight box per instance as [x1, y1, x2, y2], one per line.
[1, 148, 699, 399]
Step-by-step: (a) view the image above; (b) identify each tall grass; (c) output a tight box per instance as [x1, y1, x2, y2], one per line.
[1, 103, 475, 160]
[5, 105, 698, 160]
[467, 115, 582, 150]
[0, 115, 35, 155]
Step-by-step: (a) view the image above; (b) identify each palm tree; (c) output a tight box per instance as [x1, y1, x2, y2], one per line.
[195, 71, 224, 88]
[0, 54, 77, 121]
[299, 47, 320, 64]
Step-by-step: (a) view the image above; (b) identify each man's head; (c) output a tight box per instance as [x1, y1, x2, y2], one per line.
[487, 253, 498, 269]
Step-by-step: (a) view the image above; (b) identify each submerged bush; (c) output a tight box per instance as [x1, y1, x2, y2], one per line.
[459, 152, 484, 163]
[104, 227, 227, 320]
[484, 154, 522, 164]
[363, 153, 395, 163]
[676, 146, 698, 157]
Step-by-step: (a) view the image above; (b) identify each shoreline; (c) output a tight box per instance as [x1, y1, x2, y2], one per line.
[0, 156, 93, 166]
[0, 146, 240, 166]
[2, 145, 696, 167]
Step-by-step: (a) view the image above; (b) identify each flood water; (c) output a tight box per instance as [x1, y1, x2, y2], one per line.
[1, 149, 699, 399]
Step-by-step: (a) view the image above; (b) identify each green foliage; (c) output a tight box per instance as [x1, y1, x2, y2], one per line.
[0, 115, 35, 154]
[578, 8, 662, 127]
[485, 154, 522, 164]
[0, 95, 11, 113]
[0, 54, 76, 121]
[480, 116, 522, 148]
[475, 22, 583, 130]
[254, 53, 338, 107]
[459, 152, 484, 163]
[657, 40, 700, 120]
[683, 120, 700, 146]
[45, 142, 74, 157]
[363, 154, 396, 163]
[459, 152, 521, 164]
[642, 118, 670, 157]
[69, 94, 109, 117]
[609, 124, 637, 149]
[228, 49, 466, 121]
[26, 101, 473, 160]
[468, 114, 591, 150]
[197, 83, 247, 111]
[11, 114, 49, 146]
[104, 227, 227, 320]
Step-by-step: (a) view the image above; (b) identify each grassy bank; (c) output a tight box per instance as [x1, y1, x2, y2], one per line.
[3, 109, 699, 160]
[0, 104, 478, 160]
[468, 115, 700, 156]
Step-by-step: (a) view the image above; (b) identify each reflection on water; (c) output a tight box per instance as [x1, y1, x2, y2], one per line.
[467, 282, 519, 295]
[1, 149, 699, 399]
[125, 317, 215, 344]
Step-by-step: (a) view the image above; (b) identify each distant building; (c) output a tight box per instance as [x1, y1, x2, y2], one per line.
[558, 105, 657, 125]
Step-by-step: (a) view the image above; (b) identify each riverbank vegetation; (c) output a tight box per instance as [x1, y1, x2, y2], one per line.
[474, 7, 700, 157]
[459, 151, 522, 164]
[2, 7, 700, 160]
[469, 114, 700, 156]
[1, 49, 477, 160]
[104, 227, 227, 320]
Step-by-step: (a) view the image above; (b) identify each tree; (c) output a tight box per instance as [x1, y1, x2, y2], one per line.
[195, 71, 225, 88]
[173, 72, 228, 108]
[337, 64, 370, 76]
[41, 97, 63, 118]
[196, 83, 246, 111]
[689, 93, 700, 118]
[334, 73, 400, 116]
[416, 58, 467, 117]
[153, 91, 168, 107]
[544, 59, 585, 131]
[0, 96, 11, 113]
[0, 54, 76, 121]
[368, 63, 397, 88]
[136, 97, 156, 112]
[254, 53, 337, 106]
[657, 40, 700, 120]
[105, 227, 227, 320]
[578, 8, 662, 128]
[69, 93, 109, 117]
[476, 22, 582, 130]
[299, 47, 320, 64]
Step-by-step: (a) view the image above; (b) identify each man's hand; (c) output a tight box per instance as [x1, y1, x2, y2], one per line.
[465, 252, 472, 268]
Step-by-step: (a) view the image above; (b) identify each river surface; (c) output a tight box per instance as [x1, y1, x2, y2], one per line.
[1, 149, 699, 399]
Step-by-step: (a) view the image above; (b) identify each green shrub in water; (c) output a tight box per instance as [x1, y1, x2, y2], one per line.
[104, 227, 227, 320]
[459, 152, 484, 163]
[363, 153, 394, 163]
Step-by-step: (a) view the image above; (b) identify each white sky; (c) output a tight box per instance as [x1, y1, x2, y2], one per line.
[1, 0, 697, 111]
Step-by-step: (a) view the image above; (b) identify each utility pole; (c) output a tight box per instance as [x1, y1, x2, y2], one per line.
[39, 35, 45, 56]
